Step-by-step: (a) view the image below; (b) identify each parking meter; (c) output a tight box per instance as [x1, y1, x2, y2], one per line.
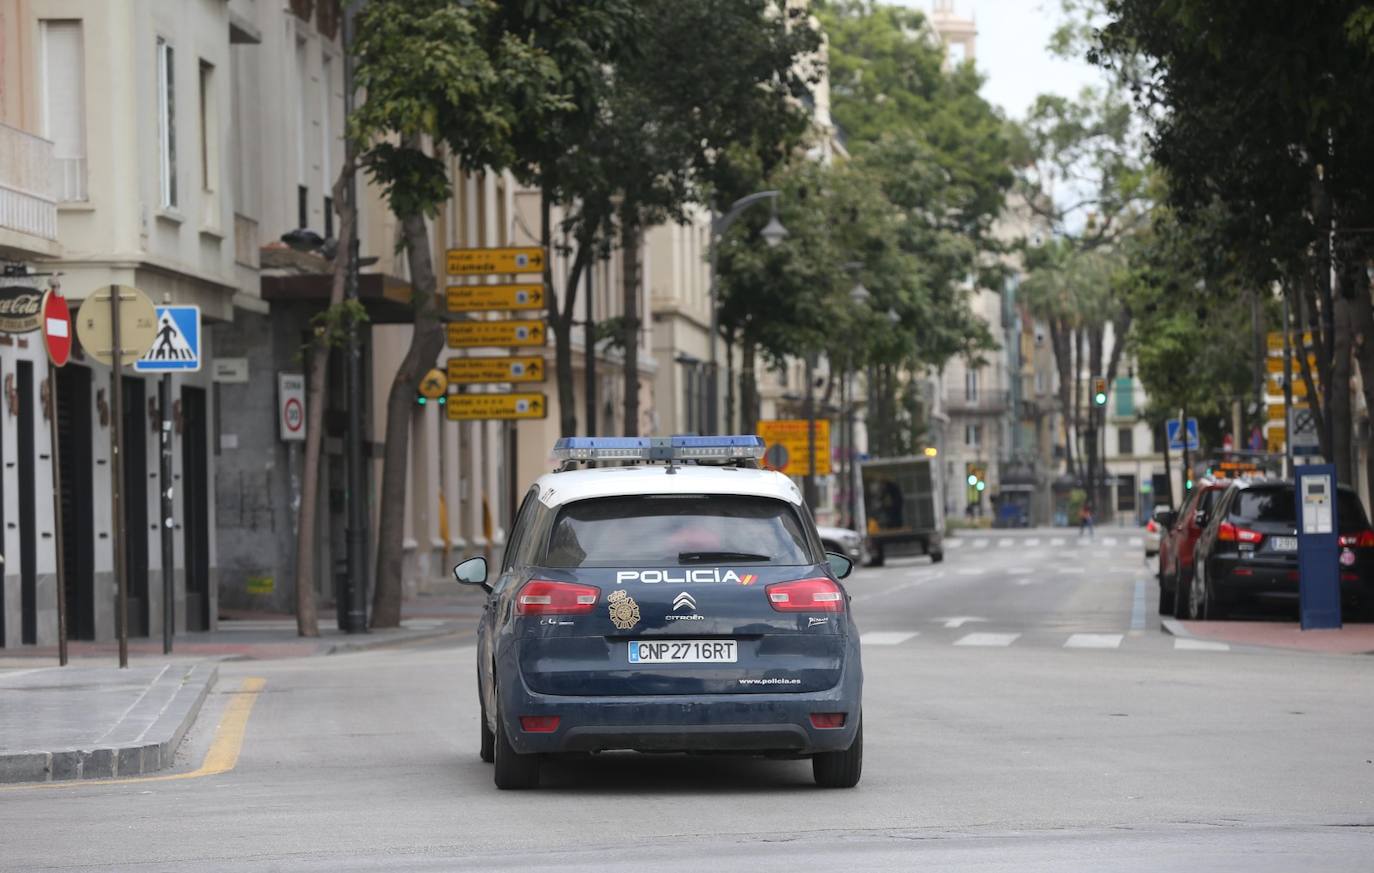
[1295, 464, 1341, 630]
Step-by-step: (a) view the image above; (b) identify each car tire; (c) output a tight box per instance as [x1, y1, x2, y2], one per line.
[492, 699, 541, 790]
[1158, 579, 1175, 616]
[479, 698, 495, 764]
[868, 548, 885, 568]
[812, 717, 863, 789]
[930, 551, 944, 564]
[1174, 570, 1194, 620]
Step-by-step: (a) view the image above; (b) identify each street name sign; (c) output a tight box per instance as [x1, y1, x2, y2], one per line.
[446, 355, 546, 384]
[445, 392, 547, 421]
[134, 305, 201, 372]
[446, 284, 546, 312]
[447, 319, 545, 348]
[446, 247, 545, 277]
[758, 419, 832, 476]
[75, 285, 157, 367]
[1166, 417, 1199, 452]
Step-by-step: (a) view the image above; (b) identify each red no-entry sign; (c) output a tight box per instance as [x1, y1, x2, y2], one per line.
[41, 290, 72, 367]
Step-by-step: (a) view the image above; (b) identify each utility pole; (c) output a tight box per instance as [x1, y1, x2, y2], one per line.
[342, 1, 368, 633]
[109, 286, 129, 668]
[159, 297, 175, 654]
[585, 259, 596, 436]
[804, 352, 818, 507]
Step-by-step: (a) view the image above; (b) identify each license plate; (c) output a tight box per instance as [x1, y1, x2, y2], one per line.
[1271, 536, 1297, 552]
[627, 639, 737, 664]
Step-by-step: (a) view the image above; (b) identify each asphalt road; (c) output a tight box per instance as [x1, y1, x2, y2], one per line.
[4, 528, 1372, 872]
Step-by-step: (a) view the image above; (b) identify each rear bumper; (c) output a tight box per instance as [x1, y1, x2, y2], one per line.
[1211, 559, 1374, 607]
[496, 663, 862, 756]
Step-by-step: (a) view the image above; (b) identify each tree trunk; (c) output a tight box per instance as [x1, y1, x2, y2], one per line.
[1047, 318, 1075, 480]
[740, 336, 758, 433]
[620, 217, 642, 437]
[724, 332, 736, 434]
[545, 191, 577, 438]
[1087, 326, 1105, 517]
[1332, 277, 1355, 485]
[1295, 280, 1326, 450]
[1349, 276, 1374, 505]
[371, 186, 445, 629]
[292, 156, 356, 637]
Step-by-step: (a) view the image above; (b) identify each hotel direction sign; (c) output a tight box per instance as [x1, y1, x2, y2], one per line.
[446, 319, 546, 349]
[445, 392, 547, 421]
[446, 356, 546, 384]
[446, 283, 546, 312]
[446, 247, 545, 277]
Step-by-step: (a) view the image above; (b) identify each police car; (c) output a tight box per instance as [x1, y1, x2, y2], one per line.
[452, 435, 864, 790]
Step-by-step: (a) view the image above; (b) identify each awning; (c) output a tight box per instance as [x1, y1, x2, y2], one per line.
[260, 273, 418, 325]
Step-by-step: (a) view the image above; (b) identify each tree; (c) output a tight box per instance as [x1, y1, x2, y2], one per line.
[1097, 0, 1374, 490]
[350, 0, 568, 627]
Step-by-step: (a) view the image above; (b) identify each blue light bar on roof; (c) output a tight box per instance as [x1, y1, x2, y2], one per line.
[552, 435, 765, 463]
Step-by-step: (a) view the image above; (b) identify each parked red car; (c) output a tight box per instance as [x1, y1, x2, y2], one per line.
[1157, 481, 1229, 616]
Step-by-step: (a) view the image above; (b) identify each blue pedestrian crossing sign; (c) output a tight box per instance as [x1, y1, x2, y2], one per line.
[134, 305, 201, 372]
[1166, 417, 1199, 452]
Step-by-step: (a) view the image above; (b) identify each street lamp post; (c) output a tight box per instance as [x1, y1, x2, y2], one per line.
[341, 3, 368, 633]
[707, 191, 786, 434]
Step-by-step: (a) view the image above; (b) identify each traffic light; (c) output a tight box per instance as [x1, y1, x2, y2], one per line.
[1092, 377, 1107, 406]
[416, 391, 428, 406]
[1184, 466, 1194, 491]
[966, 462, 978, 486]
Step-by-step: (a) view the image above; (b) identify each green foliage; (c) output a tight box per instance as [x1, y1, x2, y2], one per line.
[309, 299, 372, 351]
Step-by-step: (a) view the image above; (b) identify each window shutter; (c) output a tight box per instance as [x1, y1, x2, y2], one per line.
[40, 20, 86, 201]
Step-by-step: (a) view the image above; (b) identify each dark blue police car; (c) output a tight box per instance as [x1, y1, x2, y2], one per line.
[452, 436, 864, 789]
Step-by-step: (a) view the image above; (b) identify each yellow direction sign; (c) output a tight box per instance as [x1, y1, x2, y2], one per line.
[446, 392, 547, 421]
[1266, 330, 1316, 354]
[446, 284, 546, 312]
[1267, 373, 1314, 397]
[757, 419, 831, 476]
[446, 247, 545, 277]
[1265, 354, 1318, 373]
[418, 368, 448, 399]
[446, 356, 546, 384]
[76, 285, 158, 367]
[1266, 425, 1286, 454]
[447, 319, 546, 348]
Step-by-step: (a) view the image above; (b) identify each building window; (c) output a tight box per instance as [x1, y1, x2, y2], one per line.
[321, 54, 334, 188]
[1153, 425, 1167, 454]
[157, 37, 177, 209]
[323, 196, 334, 238]
[198, 61, 215, 193]
[1117, 474, 1137, 514]
[965, 424, 981, 447]
[40, 20, 87, 202]
[1118, 427, 1134, 455]
[298, 185, 308, 230]
[965, 370, 979, 402]
[1115, 377, 1134, 417]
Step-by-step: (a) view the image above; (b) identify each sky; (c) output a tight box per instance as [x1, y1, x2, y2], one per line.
[897, 0, 1104, 121]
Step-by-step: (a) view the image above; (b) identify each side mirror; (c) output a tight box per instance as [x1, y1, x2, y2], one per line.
[1194, 510, 1207, 527]
[1158, 510, 1177, 528]
[825, 551, 854, 580]
[453, 556, 489, 589]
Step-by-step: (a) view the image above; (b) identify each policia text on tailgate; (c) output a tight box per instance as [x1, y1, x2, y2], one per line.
[452, 436, 864, 790]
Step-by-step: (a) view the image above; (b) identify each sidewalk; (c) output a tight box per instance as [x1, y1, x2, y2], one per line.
[0, 662, 217, 783]
[0, 587, 484, 666]
[1163, 617, 1374, 654]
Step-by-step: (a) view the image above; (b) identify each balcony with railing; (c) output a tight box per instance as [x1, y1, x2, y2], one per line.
[0, 123, 60, 257]
[945, 389, 1011, 414]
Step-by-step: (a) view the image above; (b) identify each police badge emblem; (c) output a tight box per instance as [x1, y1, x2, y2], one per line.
[607, 589, 641, 630]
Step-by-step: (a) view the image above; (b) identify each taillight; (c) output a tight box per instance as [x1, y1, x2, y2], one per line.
[1146, 520, 1157, 533]
[1338, 530, 1374, 547]
[809, 713, 847, 729]
[515, 579, 600, 615]
[766, 577, 845, 612]
[1217, 522, 1263, 544]
[519, 716, 560, 733]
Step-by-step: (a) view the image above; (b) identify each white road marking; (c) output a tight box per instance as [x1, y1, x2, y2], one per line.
[954, 632, 1020, 647]
[1174, 638, 1231, 651]
[956, 567, 986, 576]
[998, 538, 1013, 547]
[946, 539, 965, 549]
[972, 539, 989, 549]
[1025, 538, 1041, 546]
[1064, 633, 1124, 649]
[861, 631, 919, 646]
[1102, 537, 1118, 546]
[1016, 577, 1038, 585]
[1128, 537, 1143, 546]
[936, 616, 988, 629]
[1050, 538, 1065, 546]
[1008, 567, 1032, 575]
[1061, 568, 1085, 575]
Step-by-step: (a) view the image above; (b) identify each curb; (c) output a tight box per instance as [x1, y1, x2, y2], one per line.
[0, 662, 218, 784]
[323, 622, 471, 655]
[1159, 618, 1192, 639]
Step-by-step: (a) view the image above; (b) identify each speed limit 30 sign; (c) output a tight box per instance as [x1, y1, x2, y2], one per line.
[278, 372, 306, 442]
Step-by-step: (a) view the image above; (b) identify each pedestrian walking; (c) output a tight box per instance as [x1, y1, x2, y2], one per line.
[1078, 502, 1095, 539]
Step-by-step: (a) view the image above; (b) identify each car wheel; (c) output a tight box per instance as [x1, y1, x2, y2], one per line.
[1173, 570, 1194, 620]
[478, 696, 495, 764]
[1157, 578, 1175, 615]
[868, 548, 885, 568]
[930, 551, 944, 564]
[812, 717, 863, 789]
[492, 698, 541, 790]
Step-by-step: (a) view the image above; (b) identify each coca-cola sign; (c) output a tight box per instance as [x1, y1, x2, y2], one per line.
[0, 285, 42, 333]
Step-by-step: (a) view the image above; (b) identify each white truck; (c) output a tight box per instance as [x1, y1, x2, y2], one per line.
[859, 456, 944, 565]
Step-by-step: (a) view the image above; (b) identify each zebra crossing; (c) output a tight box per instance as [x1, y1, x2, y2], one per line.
[858, 629, 1231, 652]
[946, 535, 1141, 550]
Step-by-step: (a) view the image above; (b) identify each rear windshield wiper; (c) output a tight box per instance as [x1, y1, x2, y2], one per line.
[678, 550, 771, 563]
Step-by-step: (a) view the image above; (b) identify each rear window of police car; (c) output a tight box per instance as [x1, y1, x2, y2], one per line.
[542, 495, 813, 568]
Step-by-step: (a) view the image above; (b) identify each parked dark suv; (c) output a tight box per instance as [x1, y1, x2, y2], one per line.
[1182, 480, 1374, 621]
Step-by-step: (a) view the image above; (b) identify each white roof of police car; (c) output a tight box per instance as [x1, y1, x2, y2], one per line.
[534, 464, 803, 508]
